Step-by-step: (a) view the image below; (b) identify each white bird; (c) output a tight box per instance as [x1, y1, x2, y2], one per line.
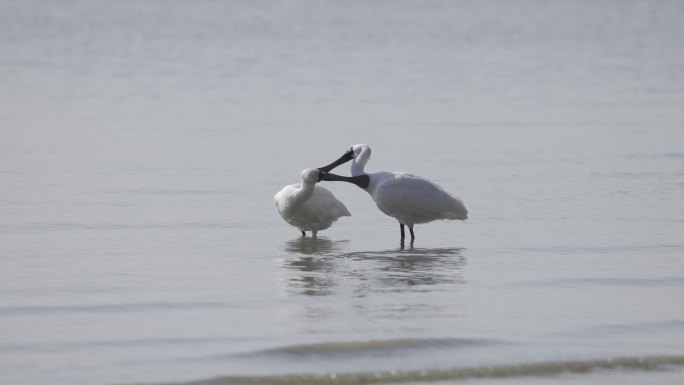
[317, 144, 467, 243]
[274, 168, 351, 237]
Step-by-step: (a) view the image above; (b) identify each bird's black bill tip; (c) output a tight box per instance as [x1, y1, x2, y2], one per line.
[318, 171, 330, 182]
[317, 149, 354, 173]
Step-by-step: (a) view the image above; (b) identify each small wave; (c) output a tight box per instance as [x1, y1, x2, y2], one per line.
[550, 319, 684, 339]
[624, 152, 684, 160]
[246, 337, 502, 358]
[154, 356, 684, 385]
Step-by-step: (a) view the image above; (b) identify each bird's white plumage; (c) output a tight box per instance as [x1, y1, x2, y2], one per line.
[349, 144, 467, 232]
[371, 172, 467, 227]
[274, 169, 350, 237]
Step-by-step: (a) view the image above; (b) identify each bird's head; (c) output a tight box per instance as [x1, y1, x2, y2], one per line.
[317, 144, 372, 173]
[300, 168, 320, 184]
[350, 144, 371, 162]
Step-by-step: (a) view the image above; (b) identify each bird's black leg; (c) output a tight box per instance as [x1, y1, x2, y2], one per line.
[301, 230, 306, 237]
[409, 227, 415, 242]
[400, 223, 405, 240]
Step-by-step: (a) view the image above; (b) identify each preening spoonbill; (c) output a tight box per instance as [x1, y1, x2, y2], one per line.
[275, 168, 351, 237]
[317, 144, 467, 242]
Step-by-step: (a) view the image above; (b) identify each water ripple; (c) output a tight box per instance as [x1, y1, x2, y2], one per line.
[0, 222, 239, 233]
[0, 335, 252, 353]
[519, 276, 684, 288]
[551, 319, 684, 339]
[0, 301, 230, 316]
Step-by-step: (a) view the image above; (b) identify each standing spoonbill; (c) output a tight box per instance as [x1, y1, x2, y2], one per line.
[317, 144, 467, 243]
[274, 168, 351, 238]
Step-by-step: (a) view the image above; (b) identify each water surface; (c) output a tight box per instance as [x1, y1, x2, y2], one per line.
[1, 1, 683, 384]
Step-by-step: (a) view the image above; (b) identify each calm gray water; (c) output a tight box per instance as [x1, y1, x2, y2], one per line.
[1, 1, 684, 384]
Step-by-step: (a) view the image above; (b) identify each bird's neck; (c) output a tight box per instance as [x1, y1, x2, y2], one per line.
[291, 181, 315, 207]
[351, 159, 366, 177]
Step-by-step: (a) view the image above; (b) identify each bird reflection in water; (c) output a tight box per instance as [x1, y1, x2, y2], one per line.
[283, 236, 348, 256]
[280, 238, 466, 297]
[346, 248, 466, 291]
[281, 237, 349, 296]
